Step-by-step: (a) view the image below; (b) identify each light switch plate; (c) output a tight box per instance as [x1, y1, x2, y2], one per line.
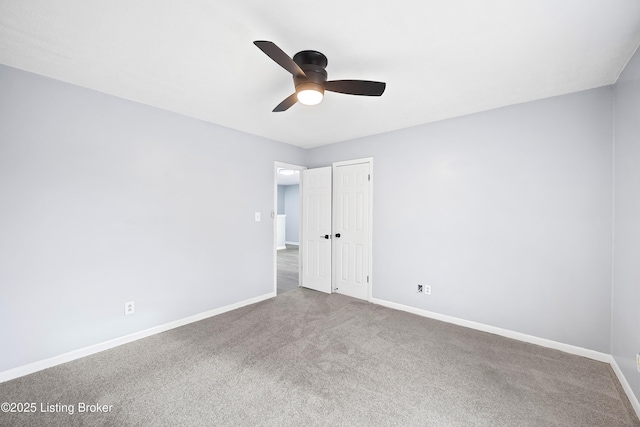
[255, 212, 261, 222]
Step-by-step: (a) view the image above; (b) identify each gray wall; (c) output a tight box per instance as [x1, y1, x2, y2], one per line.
[308, 87, 614, 353]
[284, 185, 300, 243]
[277, 185, 285, 214]
[612, 46, 640, 399]
[0, 65, 306, 372]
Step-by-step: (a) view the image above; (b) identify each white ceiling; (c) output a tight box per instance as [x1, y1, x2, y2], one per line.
[1, 1, 639, 149]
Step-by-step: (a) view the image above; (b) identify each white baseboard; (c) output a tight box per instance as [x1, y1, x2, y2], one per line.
[276, 245, 287, 250]
[610, 357, 640, 420]
[284, 241, 299, 246]
[370, 297, 611, 362]
[0, 292, 275, 383]
[371, 297, 640, 418]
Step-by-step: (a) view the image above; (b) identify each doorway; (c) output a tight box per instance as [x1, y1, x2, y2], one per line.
[274, 162, 306, 295]
[273, 158, 373, 301]
[299, 158, 373, 301]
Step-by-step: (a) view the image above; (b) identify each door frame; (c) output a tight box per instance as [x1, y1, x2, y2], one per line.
[332, 157, 374, 302]
[273, 161, 307, 296]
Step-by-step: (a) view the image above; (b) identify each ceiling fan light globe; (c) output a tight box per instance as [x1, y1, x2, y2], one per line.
[297, 89, 323, 106]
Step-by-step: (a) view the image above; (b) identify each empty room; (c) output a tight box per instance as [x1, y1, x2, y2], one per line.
[1, 1, 640, 426]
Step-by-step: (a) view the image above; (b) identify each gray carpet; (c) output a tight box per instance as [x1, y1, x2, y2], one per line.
[1, 288, 638, 426]
[277, 245, 299, 295]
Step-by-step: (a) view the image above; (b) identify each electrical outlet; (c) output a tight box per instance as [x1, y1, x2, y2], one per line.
[254, 212, 261, 222]
[417, 284, 423, 293]
[124, 301, 135, 315]
[424, 285, 431, 295]
[636, 353, 640, 373]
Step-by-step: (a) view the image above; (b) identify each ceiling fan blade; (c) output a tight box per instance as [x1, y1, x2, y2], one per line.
[254, 41, 306, 78]
[324, 80, 386, 96]
[273, 93, 298, 112]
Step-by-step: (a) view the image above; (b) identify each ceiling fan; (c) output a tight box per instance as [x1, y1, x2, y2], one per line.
[253, 40, 386, 112]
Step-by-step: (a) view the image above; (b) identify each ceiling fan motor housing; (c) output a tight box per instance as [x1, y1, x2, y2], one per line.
[293, 50, 328, 94]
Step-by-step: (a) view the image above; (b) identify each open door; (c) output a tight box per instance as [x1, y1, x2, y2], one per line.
[301, 167, 332, 294]
[299, 159, 372, 299]
[332, 161, 371, 300]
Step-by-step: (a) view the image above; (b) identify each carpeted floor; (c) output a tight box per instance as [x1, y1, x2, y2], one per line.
[0, 288, 638, 426]
[277, 245, 299, 295]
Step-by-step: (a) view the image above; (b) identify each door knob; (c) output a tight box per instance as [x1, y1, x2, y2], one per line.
[321, 235, 330, 239]
[335, 233, 341, 238]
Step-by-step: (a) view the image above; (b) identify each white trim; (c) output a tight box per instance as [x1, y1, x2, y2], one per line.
[0, 292, 274, 383]
[370, 297, 611, 363]
[284, 241, 299, 246]
[276, 215, 287, 250]
[332, 158, 374, 168]
[611, 357, 640, 420]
